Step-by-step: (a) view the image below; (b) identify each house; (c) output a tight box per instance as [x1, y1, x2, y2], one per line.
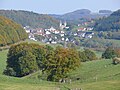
[46, 31, 51, 35]
[29, 33, 37, 41]
[54, 30, 60, 34]
[77, 28, 86, 31]
[62, 38, 65, 41]
[51, 41, 57, 44]
[86, 27, 93, 31]
[77, 32, 86, 38]
[85, 32, 94, 38]
[49, 26, 56, 32]
[66, 38, 69, 42]
[74, 33, 77, 36]
[60, 31, 65, 37]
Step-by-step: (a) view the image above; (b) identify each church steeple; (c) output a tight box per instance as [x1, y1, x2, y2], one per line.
[59, 21, 67, 30]
[64, 21, 67, 27]
[60, 20, 62, 27]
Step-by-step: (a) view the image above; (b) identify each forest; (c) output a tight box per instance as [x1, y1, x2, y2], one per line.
[94, 9, 120, 39]
[0, 10, 59, 29]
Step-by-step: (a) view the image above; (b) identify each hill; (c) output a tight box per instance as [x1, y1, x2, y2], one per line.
[50, 9, 111, 21]
[99, 10, 112, 14]
[94, 9, 120, 32]
[94, 9, 120, 40]
[0, 48, 120, 90]
[0, 10, 59, 29]
[0, 16, 28, 46]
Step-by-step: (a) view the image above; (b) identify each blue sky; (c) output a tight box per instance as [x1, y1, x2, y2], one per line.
[0, 0, 120, 14]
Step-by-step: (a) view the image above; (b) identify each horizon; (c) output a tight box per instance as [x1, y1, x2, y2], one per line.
[0, 8, 117, 15]
[0, 0, 120, 14]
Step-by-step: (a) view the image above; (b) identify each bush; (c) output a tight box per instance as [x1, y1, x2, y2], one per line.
[102, 47, 116, 59]
[79, 49, 97, 62]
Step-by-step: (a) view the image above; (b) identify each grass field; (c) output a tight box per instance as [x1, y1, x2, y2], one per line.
[0, 47, 120, 90]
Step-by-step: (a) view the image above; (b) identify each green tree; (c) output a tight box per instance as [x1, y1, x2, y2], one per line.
[78, 51, 88, 62]
[4, 43, 38, 77]
[102, 47, 116, 59]
[83, 49, 97, 61]
[18, 51, 38, 76]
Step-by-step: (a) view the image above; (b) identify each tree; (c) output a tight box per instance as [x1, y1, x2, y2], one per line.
[115, 49, 120, 58]
[45, 47, 80, 81]
[102, 47, 116, 59]
[18, 51, 38, 76]
[78, 51, 88, 62]
[83, 49, 97, 61]
[79, 49, 97, 62]
[4, 43, 38, 77]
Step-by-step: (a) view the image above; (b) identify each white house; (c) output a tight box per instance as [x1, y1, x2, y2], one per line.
[46, 31, 51, 34]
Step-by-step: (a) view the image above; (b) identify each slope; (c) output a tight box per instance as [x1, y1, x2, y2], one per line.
[0, 16, 28, 46]
[0, 48, 120, 90]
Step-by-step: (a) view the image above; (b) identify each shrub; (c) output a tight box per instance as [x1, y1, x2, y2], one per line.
[79, 49, 97, 62]
[102, 47, 116, 59]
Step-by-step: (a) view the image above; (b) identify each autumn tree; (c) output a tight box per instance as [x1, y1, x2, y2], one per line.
[0, 16, 28, 47]
[114, 48, 120, 58]
[45, 47, 80, 81]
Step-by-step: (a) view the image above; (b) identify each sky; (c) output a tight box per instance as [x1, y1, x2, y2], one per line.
[0, 0, 120, 14]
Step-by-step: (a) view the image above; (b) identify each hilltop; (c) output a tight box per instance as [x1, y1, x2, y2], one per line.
[50, 9, 112, 21]
[0, 10, 60, 29]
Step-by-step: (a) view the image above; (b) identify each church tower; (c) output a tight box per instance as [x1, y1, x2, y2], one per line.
[60, 20, 62, 28]
[64, 21, 67, 27]
[59, 21, 67, 30]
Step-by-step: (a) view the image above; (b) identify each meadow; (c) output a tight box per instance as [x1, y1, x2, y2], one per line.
[0, 41, 120, 90]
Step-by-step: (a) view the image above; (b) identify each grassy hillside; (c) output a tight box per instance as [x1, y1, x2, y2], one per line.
[0, 16, 28, 46]
[0, 50, 7, 74]
[0, 48, 120, 90]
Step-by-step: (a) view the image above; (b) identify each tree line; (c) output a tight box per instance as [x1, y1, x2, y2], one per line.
[0, 10, 59, 29]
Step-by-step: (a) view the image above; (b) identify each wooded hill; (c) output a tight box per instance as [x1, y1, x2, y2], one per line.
[93, 9, 120, 40]
[0, 10, 59, 29]
[0, 16, 28, 46]
[94, 9, 120, 32]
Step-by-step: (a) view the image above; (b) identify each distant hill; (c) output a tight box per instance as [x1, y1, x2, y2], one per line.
[0, 16, 28, 46]
[99, 10, 112, 14]
[50, 9, 111, 21]
[94, 9, 120, 32]
[0, 10, 59, 29]
[94, 9, 120, 40]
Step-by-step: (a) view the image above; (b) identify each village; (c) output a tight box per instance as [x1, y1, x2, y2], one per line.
[24, 21, 94, 44]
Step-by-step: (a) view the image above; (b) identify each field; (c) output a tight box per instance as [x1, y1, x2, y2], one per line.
[0, 45, 120, 90]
